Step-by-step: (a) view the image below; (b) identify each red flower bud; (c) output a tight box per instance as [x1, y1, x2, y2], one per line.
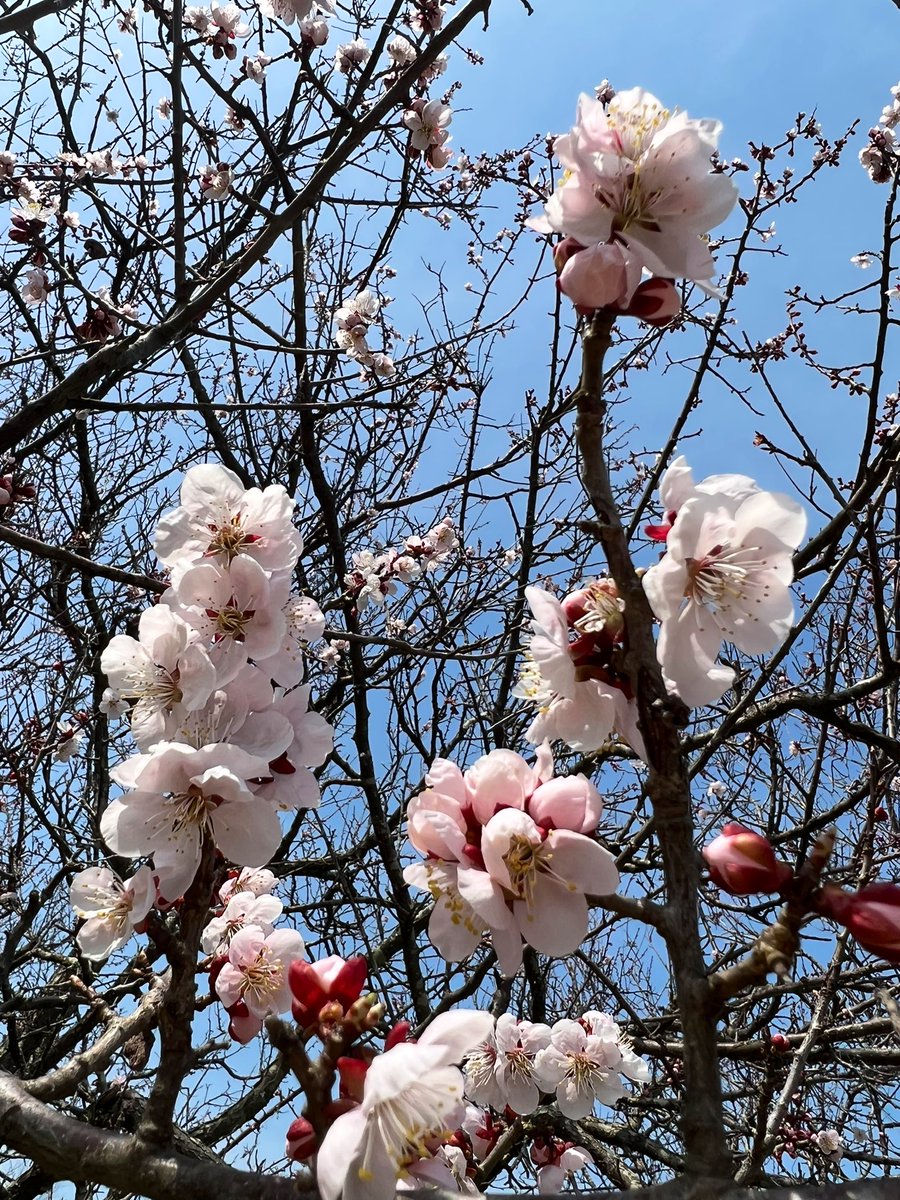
[285, 1116, 317, 1162]
[702, 822, 793, 896]
[289, 954, 368, 1026]
[618, 277, 681, 326]
[384, 1019, 413, 1050]
[770, 1033, 791, 1053]
[815, 882, 900, 963]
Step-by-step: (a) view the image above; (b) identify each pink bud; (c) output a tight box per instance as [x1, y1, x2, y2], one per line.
[285, 1116, 317, 1162]
[528, 775, 603, 834]
[816, 882, 900, 963]
[619, 277, 681, 326]
[702, 822, 793, 896]
[558, 242, 634, 312]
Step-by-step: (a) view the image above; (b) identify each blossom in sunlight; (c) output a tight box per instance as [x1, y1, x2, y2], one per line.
[387, 34, 417, 67]
[20, 268, 50, 306]
[530, 88, 738, 295]
[404, 516, 459, 570]
[643, 469, 807, 707]
[201, 889, 283, 955]
[533, 1018, 640, 1117]
[514, 583, 644, 757]
[816, 883, 900, 964]
[167, 558, 289, 684]
[531, 1138, 594, 1194]
[300, 15, 329, 46]
[70, 865, 155, 960]
[53, 720, 83, 763]
[154, 462, 302, 577]
[643, 454, 760, 543]
[404, 745, 615, 975]
[199, 162, 233, 199]
[256, 0, 333, 25]
[335, 37, 370, 73]
[479, 808, 619, 966]
[101, 605, 217, 749]
[0, 150, 15, 178]
[316, 1010, 493, 1200]
[814, 1129, 844, 1162]
[219, 865, 276, 903]
[403, 99, 452, 152]
[215, 924, 305, 1018]
[409, 0, 443, 34]
[464, 1015, 550, 1115]
[703, 823, 793, 897]
[101, 741, 282, 902]
[243, 52, 272, 83]
[99, 687, 129, 719]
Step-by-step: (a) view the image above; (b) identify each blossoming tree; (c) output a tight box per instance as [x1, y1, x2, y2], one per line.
[2, 1, 900, 1199]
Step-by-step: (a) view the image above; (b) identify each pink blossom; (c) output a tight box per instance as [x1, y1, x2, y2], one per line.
[153, 462, 302, 576]
[219, 865, 276, 903]
[557, 242, 642, 311]
[479, 809, 619, 963]
[101, 742, 282, 901]
[403, 99, 452, 152]
[643, 483, 807, 707]
[69, 865, 155, 960]
[335, 37, 370, 73]
[168, 557, 289, 685]
[703, 823, 792, 897]
[316, 1010, 494, 1200]
[465, 1014, 551, 1115]
[215, 924, 305, 1017]
[531, 88, 737, 293]
[20, 268, 51, 306]
[256, 0, 333, 24]
[514, 584, 644, 757]
[201, 889, 283, 955]
[101, 605, 217, 750]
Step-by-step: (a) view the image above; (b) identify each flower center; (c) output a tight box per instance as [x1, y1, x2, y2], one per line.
[206, 597, 255, 642]
[205, 516, 258, 562]
[170, 784, 216, 835]
[504, 835, 540, 901]
[240, 946, 283, 1002]
[685, 542, 766, 610]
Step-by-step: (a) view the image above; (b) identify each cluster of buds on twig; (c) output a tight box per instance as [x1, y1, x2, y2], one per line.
[860, 82, 900, 183]
[553, 237, 681, 324]
[0, 463, 35, 513]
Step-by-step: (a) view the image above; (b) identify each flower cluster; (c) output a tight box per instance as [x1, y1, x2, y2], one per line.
[860, 82, 900, 183]
[96, 462, 332, 905]
[530, 87, 738, 311]
[335, 37, 370, 74]
[642, 455, 807, 708]
[464, 1012, 648, 1118]
[184, 4, 249, 59]
[311, 1010, 494, 1200]
[255, 0, 333, 27]
[332, 288, 396, 377]
[531, 1138, 594, 1195]
[402, 745, 619, 976]
[514, 581, 644, 756]
[0, 463, 35, 512]
[344, 518, 459, 611]
[403, 99, 452, 170]
[207, 870, 305, 1042]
